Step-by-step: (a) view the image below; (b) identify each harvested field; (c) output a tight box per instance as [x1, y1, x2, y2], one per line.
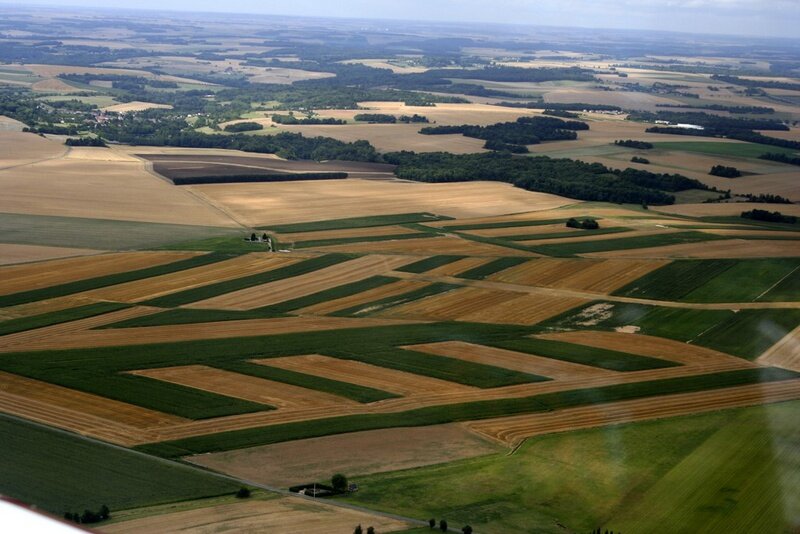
[101, 101, 172, 113]
[256, 354, 475, 396]
[0, 131, 66, 170]
[129, 365, 354, 409]
[30, 78, 82, 92]
[586, 239, 800, 259]
[519, 229, 677, 247]
[187, 424, 500, 488]
[757, 324, 800, 372]
[294, 279, 431, 315]
[378, 286, 587, 325]
[0, 371, 184, 446]
[189, 255, 415, 310]
[0, 251, 199, 296]
[406, 341, 615, 380]
[355, 101, 542, 126]
[64, 147, 141, 162]
[536, 331, 745, 366]
[0, 316, 421, 352]
[190, 179, 571, 227]
[101, 496, 411, 534]
[0, 243, 102, 266]
[311, 235, 535, 256]
[0, 156, 239, 226]
[465, 379, 800, 447]
[487, 258, 669, 293]
[83, 253, 305, 303]
[467, 223, 578, 238]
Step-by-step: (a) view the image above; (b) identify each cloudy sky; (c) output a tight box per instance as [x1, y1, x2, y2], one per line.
[25, 0, 800, 38]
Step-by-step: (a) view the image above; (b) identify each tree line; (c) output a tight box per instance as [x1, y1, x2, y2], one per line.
[383, 151, 710, 205]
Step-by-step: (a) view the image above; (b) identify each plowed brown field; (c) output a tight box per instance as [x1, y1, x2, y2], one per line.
[188, 255, 415, 310]
[256, 354, 474, 396]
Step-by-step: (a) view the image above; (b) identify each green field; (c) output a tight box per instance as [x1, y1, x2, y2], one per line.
[0, 415, 239, 514]
[292, 231, 431, 249]
[396, 255, 467, 273]
[342, 401, 800, 534]
[546, 301, 800, 359]
[159, 235, 274, 253]
[613, 258, 800, 302]
[652, 141, 799, 159]
[0, 212, 240, 250]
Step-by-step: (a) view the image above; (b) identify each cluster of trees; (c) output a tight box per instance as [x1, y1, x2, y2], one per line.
[98, 114, 380, 161]
[270, 114, 345, 125]
[742, 209, 797, 224]
[615, 139, 653, 149]
[223, 121, 264, 132]
[354, 113, 429, 123]
[759, 153, 800, 166]
[64, 136, 107, 147]
[709, 165, 742, 178]
[543, 109, 580, 118]
[424, 518, 472, 532]
[741, 193, 793, 204]
[58, 73, 178, 91]
[567, 218, 600, 229]
[384, 151, 709, 205]
[64, 505, 110, 525]
[631, 156, 650, 164]
[711, 74, 800, 92]
[656, 103, 775, 114]
[420, 116, 588, 151]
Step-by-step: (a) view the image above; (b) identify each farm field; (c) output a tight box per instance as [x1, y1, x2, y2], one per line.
[2, 7, 800, 533]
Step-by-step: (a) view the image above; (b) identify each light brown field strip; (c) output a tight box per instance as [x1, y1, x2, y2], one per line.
[405, 341, 615, 380]
[537, 330, 746, 366]
[757, 323, 800, 373]
[0, 295, 97, 321]
[0, 370, 184, 428]
[585, 239, 800, 259]
[0, 316, 424, 352]
[294, 279, 431, 316]
[466, 223, 577, 238]
[487, 258, 669, 294]
[255, 354, 475, 396]
[377, 286, 587, 325]
[0, 251, 200, 296]
[464, 379, 800, 447]
[188, 255, 416, 310]
[81, 253, 307, 302]
[422, 256, 495, 276]
[310, 236, 537, 257]
[129, 365, 355, 409]
[100, 496, 412, 534]
[0, 306, 161, 352]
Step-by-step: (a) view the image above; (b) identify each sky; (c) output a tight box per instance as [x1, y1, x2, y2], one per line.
[22, 0, 800, 39]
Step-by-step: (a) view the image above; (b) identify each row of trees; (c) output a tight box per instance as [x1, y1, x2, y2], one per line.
[354, 113, 429, 123]
[742, 209, 797, 224]
[655, 103, 775, 114]
[420, 116, 588, 150]
[709, 165, 742, 178]
[64, 505, 110, 525]
[271, 114, 345, 125]
[615, 139, 653, 149]
[759, 152, 800, 166]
